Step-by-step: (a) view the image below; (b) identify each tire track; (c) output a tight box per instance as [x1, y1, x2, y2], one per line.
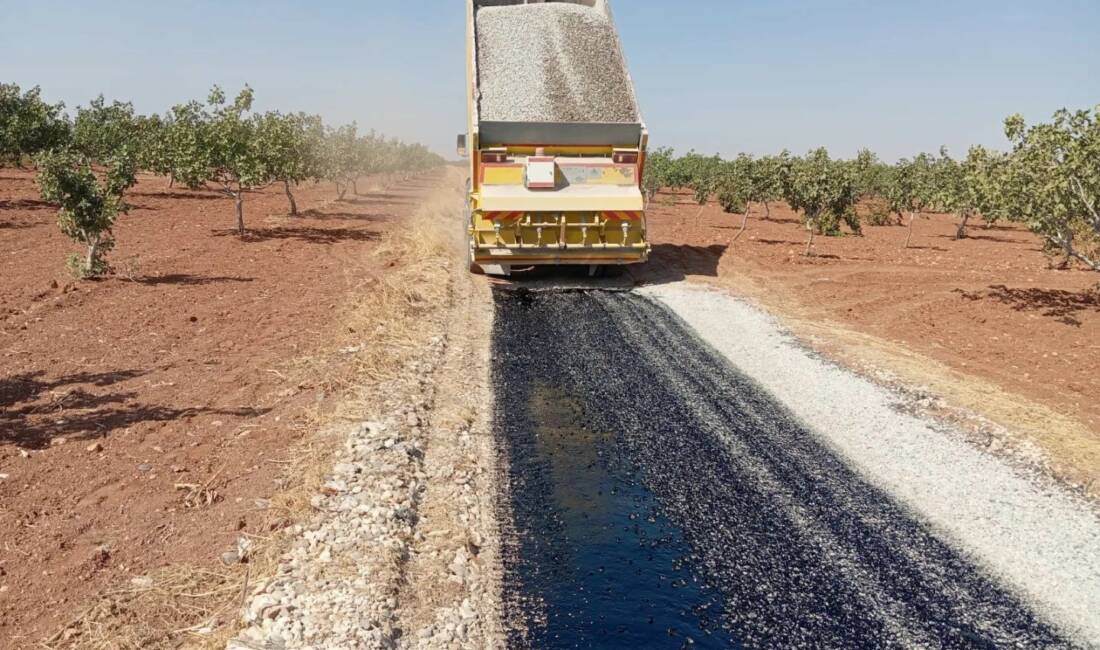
[491, 289, 1073, 649]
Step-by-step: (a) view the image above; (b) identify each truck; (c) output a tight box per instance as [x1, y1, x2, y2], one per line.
[460, 0, 650, 276]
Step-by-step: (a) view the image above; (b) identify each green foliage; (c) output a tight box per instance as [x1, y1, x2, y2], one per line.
[865, 202, 897, 226]
[322, 123, 361, 200]
[641, 147, 675, 204]
[999, 107, 1100, 269]
[778, 148, 860, 254]
[933, 145, 1011, 238]
[731, 154, 782, 211]
[37, 149, 136, 277]
[255, 111, 325, 214]
[885, 153, 936, 219]
[717, 186, 747, 214]
[167, 86, 268, 235]
[850, 148, 892, 201]
[0, 83, 71, 165]
[4, 81, 442, 277]
[680, 152, 725, 206]
[73, 96, 140, 162]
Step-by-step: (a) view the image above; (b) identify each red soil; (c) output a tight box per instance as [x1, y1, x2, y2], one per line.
[640, 191, 1100, 433]
[0, 169, 441, 646]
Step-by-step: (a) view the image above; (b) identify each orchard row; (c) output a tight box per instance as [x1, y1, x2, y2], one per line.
[642, 106, 1099, 269]
[1, 83, 443, 276]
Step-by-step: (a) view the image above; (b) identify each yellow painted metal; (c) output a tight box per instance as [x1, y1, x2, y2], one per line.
[464, 0, 649, 268]
[477, 185, 644, 213]
[482, 166, 525, 186]
[470, 210, 650, 266]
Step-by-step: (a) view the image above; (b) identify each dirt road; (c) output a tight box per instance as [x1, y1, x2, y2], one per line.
[491, 286, 1100, 648]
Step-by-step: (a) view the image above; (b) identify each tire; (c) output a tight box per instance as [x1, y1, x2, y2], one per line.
[464, 180, 483, 275]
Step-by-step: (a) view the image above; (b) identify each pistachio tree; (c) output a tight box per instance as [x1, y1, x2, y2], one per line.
[778, 148, 860, 255]
[939, 145, 1010, 240]
[683, 153, 725, 223]
[1000, 107, 1099, 269]
[0, 83, 70, 165]
[72, 96, 139, 162]
[37, 150, 136, 277]
[886, 153, 936, 248]
[322, 123, 360, 200]
[256, 111, 324, 215]
[132, 113, 175, 182]
[715, 154, 754, 241]
[169, 86, 269, 236]
[931, 149, 972, 239]
[752, 154, 784, 219]
[641, 147, 675, 206]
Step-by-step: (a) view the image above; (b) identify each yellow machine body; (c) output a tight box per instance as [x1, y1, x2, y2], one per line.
[463, 0, 650, 272]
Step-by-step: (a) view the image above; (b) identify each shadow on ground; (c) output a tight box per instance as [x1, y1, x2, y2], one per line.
[956, 284, 1100, 327]
[135, 274, 254, 286]
[213, 227, 381, 245]
[630, 243, 728, 286]
[0, 198, 54, 211]
[0, 369, 270, 449]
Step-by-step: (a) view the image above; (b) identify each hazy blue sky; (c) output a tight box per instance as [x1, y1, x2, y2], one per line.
[4, 0, 1097, 161]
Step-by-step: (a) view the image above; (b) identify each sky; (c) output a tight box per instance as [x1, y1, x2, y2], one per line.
[3, 0, 1097, 162]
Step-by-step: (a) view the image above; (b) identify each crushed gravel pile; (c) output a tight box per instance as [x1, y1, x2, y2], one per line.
[476, 3, 639, 123]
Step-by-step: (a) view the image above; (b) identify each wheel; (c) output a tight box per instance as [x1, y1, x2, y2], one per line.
[467, 241, 484, 275]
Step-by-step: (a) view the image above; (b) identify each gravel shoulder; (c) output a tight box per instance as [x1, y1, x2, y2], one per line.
[229, 172, 504, 650]
[393, 220, 504, 648]
[641, 281, 1100, 646]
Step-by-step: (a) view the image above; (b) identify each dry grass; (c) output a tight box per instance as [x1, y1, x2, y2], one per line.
[44, 172, 462, 650]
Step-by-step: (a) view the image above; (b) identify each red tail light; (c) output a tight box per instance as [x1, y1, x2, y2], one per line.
[612, 150, 639, 164]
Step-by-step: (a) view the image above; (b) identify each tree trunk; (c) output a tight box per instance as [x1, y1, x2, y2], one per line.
[904, 211, 917, 248]
[336, 182, 347, 201]
[955, 213, 971, 240]
[732, 206, 751, 243]
[284, 179, 298, 216]
[764, 201, 771, 220]
[235, 193, 245, 236]
[351, 178, 360, 196]
[168, 173, 175, 189]
[84, 238, 99, 276]
[804, 218, 816, 256]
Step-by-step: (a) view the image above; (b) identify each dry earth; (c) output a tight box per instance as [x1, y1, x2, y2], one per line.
[0, 166, 479, 647]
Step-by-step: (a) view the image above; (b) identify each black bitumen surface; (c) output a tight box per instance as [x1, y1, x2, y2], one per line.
[491, 289, 1072, 649]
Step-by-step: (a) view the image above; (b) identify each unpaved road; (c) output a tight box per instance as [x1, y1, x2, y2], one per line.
[491, 285, 1100, 648]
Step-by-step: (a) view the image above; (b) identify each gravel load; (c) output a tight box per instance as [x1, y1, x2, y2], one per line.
[476, 2, 640, 123]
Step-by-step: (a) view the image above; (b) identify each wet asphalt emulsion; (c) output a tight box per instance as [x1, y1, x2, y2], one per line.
[491, 289, 1072, 649]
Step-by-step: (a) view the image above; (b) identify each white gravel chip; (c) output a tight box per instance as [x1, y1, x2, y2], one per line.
[476, 2, 639, 123]
[640, 282, 1100, 647]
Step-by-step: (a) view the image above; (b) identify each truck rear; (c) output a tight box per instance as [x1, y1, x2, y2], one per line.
[461, 0, 650, 275]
